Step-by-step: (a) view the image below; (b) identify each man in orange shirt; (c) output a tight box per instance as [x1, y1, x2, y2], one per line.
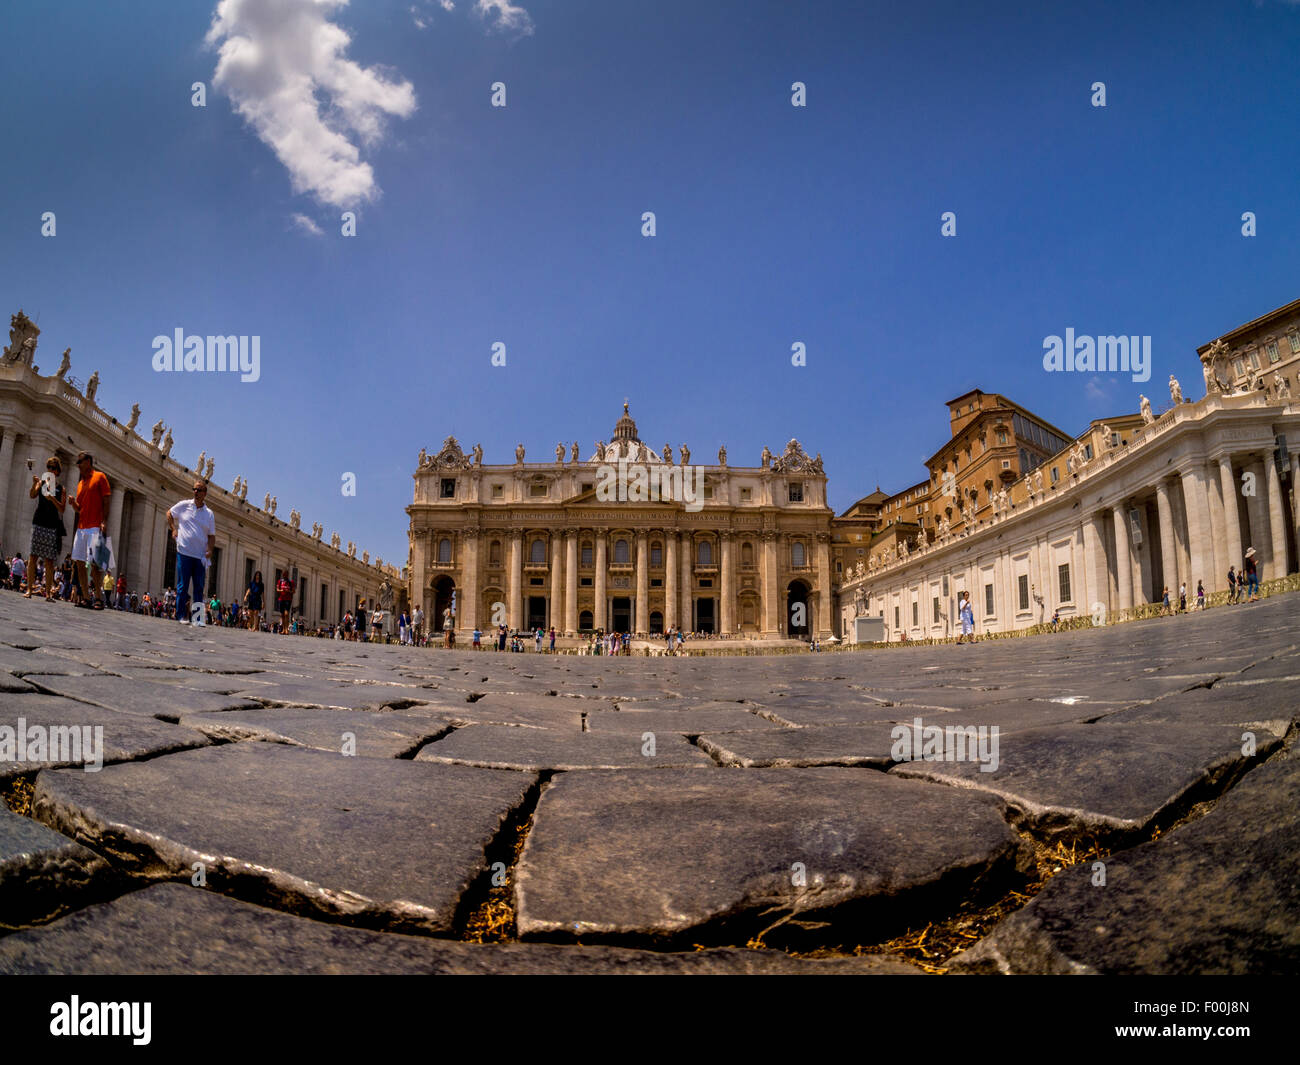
[68, 451, 111, 609]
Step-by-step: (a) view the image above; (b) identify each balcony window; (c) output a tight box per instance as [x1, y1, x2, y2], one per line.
[614, 539, 630, 563]
[698, 541, 712, 565]
[791, 542, 805, 567]
[530, 539, 546, 563]
[438, 538, 452, 563]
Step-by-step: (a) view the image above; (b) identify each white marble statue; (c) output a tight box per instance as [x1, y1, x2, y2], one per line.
[515, 443, 525, 463]
[1274, 370, 1293, 401]
[196, 450, 206, 473]
[289, 509, 300, 530]
[1140, 394, 1154, 424]
[556, 442, 565, 462]
[662, 443, 672, 464]
[347, 541, 356, 558]
[473, 443, 483, 466]
[571, 441, 580, 463]
[263, 492, 272, 511]
[85, 371, 99, 405]
[204, 458, 214, 480]
[680, 444, 690, 465]
[239, 480, 248, 502]
[1169, 375, 1183, 405]
[56, 348, 71, 379]
[161, 429, 173, 457]
[126, 403, 140, 431]
[151, 420, 165, 447]
[269, 496, 277, 516]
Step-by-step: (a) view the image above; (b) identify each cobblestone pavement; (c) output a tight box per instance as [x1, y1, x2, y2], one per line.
[1, 592, 1296, 974]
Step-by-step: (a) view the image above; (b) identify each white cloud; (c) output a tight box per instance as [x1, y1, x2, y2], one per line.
[475, 0, 533, 36]
[206, 0, 417, 208]
[411, 5, 428, 29]
[289, 212, 324, 235]
[440, 0, 455, 10]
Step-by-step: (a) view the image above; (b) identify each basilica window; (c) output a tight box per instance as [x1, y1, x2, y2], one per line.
[742, 542, 754, 567]
[438, 538, 452, 563]
[650, 542, 662, 567]
[491, 484, 504, 499]
[740, 487, 752, 502]
[440, 479, 456, 499]
[1249, 349, 1261, 369]
[788, 482, 803, 503]
[1290, 332, 1300, 354]
[791, 542, 806, 567]
[614, 539, 630, 563]
[581, 542, 593, 567]
[530, 539, 546, 563]
[489, 540, 502, 565]
[530, 483, 548, 498]
[698, 541, 712, 565]
[1266, 341, 1279, 363]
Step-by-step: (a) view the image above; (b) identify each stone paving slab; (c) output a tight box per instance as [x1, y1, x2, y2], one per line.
[179, 706, 454, 758]
[515, 767, 1028, 941]
[0, 695, 212, 781]
[585, 707, 782, 735]
[890, 722, 1279, 843]
[224, 678, 428, 710]
[0, 672, 33, 692]
[0, 806, 112, 928]
[696, 725, 899, 767]
[1232, 652, 1300, 683]
[415, 725, 713, 771]
[0, 645, 107, 676]
[0, 883, 922, 974]
[949, 751, 1300, 974]
[32, 742, 535, 933]
[408, 699, 586, 731]
[1095, 681, 1297, 736]
[21, 674, 257, 721]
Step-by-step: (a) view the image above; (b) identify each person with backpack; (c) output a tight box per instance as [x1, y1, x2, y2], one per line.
[1244, 548, 1260, 601]
[275, 571, 295, 633]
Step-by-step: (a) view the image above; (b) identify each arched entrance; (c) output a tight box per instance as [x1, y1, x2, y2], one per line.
[649, 610, 664, 634]
[787, 580, 811, 637]
[432, 576, 455, 631]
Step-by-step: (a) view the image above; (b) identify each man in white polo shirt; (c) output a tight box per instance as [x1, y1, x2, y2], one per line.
[167, 479, 217, 625]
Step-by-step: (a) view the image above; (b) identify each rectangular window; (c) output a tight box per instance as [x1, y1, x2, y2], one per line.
[581, 482, 594, 494]
[1002, 459, 1011, 469]
[1267, 341, 1279, 364]
[699, 578, 712, 588]
[581, 544, 593, 567]
[912, 601, 919, 627]
[703, 485, 714, 499]
[650, 545, 662, 566]
[894, 605, 900, 628]
[1234, 358, 1246, 376]
[650, 578, 663, 588]
[1290, 332, 1300, 354]
[1050, 466, 1059, 484]
[933, 597, 940, 623]
[1250, 349, 1261, 369]
[740, 487, 752, 502]
[1083, 444, 1093, 460]
[320, 583, 328, 620]
[1018, 574, 1029, 611]
[440, 478, 456, 498]
[1058, 563, 1072, 603]
[984, 583, 994, 617]
[788, 482, 803, 502]
[491, 484, 504, 499]
[529, 577, 544, 587]
[580, 576, 593, 587]
[529, 483, 547, 497]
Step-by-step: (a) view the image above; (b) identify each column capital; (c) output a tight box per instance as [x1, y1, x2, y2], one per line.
[462, 527, 480, 541]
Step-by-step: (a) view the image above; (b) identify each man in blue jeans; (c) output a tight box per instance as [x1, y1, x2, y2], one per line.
[167, 480, 217, 624]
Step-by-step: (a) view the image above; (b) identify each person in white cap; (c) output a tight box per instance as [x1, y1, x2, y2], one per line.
[1244, 547, 1260, 601]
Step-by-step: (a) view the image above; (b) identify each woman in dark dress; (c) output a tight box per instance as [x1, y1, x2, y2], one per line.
[26, 457, 67, 600]
[244, 570, 264, 631]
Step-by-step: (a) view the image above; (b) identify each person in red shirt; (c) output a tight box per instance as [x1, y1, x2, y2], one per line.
[115, 574, 127, 610]
[276, 570, 295, 633]
[68, 451, 111, 609]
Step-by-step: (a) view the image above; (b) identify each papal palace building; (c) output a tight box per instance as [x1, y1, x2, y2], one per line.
[0, 311, 395, 620]
[410, 298, 1300, 643]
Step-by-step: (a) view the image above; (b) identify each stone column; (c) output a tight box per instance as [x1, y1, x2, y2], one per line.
[1243, 455, 1269, 570]
[1179, 465, 1213, 596]
[550, 530, 564, 631]
[761, 531, 779, 634]
[815, 533, 832, 637]
[564, 530, 578, 634]
[719, 532, 734, 636]
[0, 429, 19, 551]
[1218, 455, 1244, 575]
[108, 483, 126, 576]
[1081, 512, 1107, 619]
[1169, 485, 1190, 590]
[1112, 504, 1133, 612]
[1291, 455, 1300, 558]
[1265, 453, 1289, 576]
[665, 531, 678, 631]
[1154, 480, 1178, 601]
[508, 531, 522, 630]
[462, 529, 479, 632]
[635, 530, 649, 634]
[680, 531, 693, 632]
[1205, 461, 1228, 592]
[594, 533, 607, 630]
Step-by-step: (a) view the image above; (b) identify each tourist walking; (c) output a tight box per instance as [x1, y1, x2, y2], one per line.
[26, 456, 67, 601]
[1161, 586, 1171, 615]
[1178, 582, 1187, 613]
[355, 599, 368, 643]
[398, 610, 410, 645]
[1196, 580, 1205, 610]
[1226, 566, 1238, 604]
[275, 571, 295, 633]
[1244, 548, 1260, 600]
[957, 593, 975, 644]
[244, 570, 265, 630]
[167, 479, 216, 625]
[549, 626, 556, 653]
[68, 451, 111, 609]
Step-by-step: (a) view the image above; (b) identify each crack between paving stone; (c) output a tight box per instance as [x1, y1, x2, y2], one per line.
[400, 723, 460, 760]
[455, 770, 553, 942]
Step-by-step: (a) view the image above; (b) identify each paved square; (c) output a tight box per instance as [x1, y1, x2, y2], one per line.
[0, 591, 1296, 973]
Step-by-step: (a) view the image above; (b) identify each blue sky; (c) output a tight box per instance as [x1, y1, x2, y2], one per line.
[3, 0, 1300, 565]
